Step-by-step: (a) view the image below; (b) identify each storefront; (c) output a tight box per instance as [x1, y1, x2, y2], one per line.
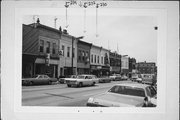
[35, 57, 59, 78]
[90, 65, 110, 77]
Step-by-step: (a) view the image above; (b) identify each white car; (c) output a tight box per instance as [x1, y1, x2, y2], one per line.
[121, 75, 128, 80]
[109, 74, 121, 81]
[87, 83, 157, 107]
[65, 74, 99, 87]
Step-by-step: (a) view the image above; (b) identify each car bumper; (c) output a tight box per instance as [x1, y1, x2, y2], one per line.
[86, 102, 107, 107]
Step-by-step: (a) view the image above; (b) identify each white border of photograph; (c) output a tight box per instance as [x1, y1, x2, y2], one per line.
[1, 1, 179, 120]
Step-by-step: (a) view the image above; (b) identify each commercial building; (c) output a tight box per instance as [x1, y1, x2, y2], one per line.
[128, 58, 136, 78]
[136, 61, 157, 74]
[121, 55, 129, 76]
[22, 19, 61, 78]
[90, 45, 110, 77]
[77, 40, 92, 75]
[109, 51, 121, 75]
[58, 30, 78, 77]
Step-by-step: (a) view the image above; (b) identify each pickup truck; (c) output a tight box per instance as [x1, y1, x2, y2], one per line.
[65, 74, 99, 87]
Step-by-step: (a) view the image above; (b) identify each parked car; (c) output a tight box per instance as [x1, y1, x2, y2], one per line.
[99, 76, 111, 83]
[87, 83, 157, 107]
[109, 74, 121, 81]
[58, 76, 66, 84]
[121, 75, 128, 81]
[131, 74, 142, 82]
[141, 74, 155, 85]
[59, 75, 77, 84]
[22, 75, 57, 86]
[65, 74, 99, 87]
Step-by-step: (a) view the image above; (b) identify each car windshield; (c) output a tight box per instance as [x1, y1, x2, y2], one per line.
[108, 85, 145, 97]
[77, 75, 85, 79]
[146, 86, 157, 97]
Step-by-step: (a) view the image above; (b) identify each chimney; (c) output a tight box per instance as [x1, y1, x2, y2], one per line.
[59, 26, 62, 34]
[34, 18, 40, 28]
[63, 29, 68, 34]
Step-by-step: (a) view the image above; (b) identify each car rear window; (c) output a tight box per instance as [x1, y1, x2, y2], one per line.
[77, 75, 85, 79]
[108, 85, 145, 97]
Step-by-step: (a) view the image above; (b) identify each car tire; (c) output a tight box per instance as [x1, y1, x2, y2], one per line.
[48, 81, 52, 85]
[67, 84, 71, 87]
[78, 82, 83, 87]
[29, 81, 33, 86]
[92, 82, 95, 86]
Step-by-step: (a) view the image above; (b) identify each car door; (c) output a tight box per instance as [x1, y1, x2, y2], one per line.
[44, 75, 50, 84]
[36, 75, 44, 85]
[85, 76, 91, 85]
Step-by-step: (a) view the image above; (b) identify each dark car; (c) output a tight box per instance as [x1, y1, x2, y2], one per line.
[22, 75, 57, 86]
[99, 76, 111, 83]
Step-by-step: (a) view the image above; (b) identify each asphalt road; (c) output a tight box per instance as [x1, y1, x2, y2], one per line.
[22, 81, 132, 106]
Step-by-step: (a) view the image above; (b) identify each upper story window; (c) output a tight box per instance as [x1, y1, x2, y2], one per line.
[72, 48, 75, 58]
[61, 45, 64, 56]
[94, 55, 96, 63]
[82, 51, 85, 61]
[91, 54, 93, 63]
[97, 56, 99, 64]
[52, 43, 56, 54]
[78, 50, 81, 61]
[46, 41, 50, 53]
[39, 40, 44, 52]
[101, 56, 103, 64]
[67, 47, 70, 57]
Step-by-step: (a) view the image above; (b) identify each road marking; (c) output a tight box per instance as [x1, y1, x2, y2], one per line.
[83, 92, 104, 97]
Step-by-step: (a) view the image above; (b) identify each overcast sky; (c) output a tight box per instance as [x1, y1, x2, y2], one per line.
[23, 8, 157, 63]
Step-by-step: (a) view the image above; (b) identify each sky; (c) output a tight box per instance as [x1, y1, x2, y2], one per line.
[23, 7, 157, 63]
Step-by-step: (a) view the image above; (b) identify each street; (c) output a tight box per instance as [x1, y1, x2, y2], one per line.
[22, 81, 131, 106]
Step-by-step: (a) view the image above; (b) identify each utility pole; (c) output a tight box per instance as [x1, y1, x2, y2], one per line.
[59, 26, 62, 77]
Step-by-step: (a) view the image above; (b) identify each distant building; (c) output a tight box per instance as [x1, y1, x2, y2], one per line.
[22, 19, 61, 78]
[121, 55, 129, 76]
[77, 40, 92, 75]
[128, 58, 136, 78]
[90, 45, 110, 77]
[109, 51, 121, 74]
[136, 61, 157, 74]
[129, 58, 136, 72]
